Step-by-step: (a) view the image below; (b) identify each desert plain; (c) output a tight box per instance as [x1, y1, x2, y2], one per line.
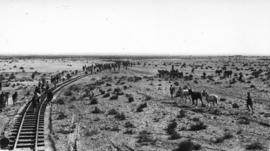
[1, 55, 270, 151]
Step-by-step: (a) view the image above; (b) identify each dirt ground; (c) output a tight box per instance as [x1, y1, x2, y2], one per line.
[0, 57, 94, 138]
[1, 56, 270, 151]
[50, 56, 270, 151]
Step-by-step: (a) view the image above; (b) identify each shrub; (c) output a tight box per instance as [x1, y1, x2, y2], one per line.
[64, 90, 72, 96]
[166, 120, 177, 135]
[115, 112, 126, 121]
[25, 91, 30, 96]
[145, 95, 151, 101]
[208, 108, 221, 115]
[237, 116, 250, 125]
[128, 97, 134, 103]
[211, 130, 233, 143]
[232, 103, 239, 108]
[110, 125, 120, 131]
[246, 141, 264, 150]
[124, 129, 135, 135]
[103, 93, 110, 98]
[84, 129, 99, 137]
[110, 95, 118, 100]
[136, 130, 155, 145]
[107, 109, 118, 115]
[124, 121, 135, 128]
[188, 121, 207, 131]
[134, 76, 142, 82]
[90, 98, 98, 105]
[56, 112, 67, 120]
[70, 96, 76, 102]
[113, 87, 121, 94]
[172, 138, 194, 151]
[56, 98, 65, 105]
[92, 107, 102, 114]
[219, 98, 226, 102]
[99, 89, 105, 95]
[136, 103, 147, 112]
[9, 73, 16, 80]
[165, 119, 181, 140]
[169, 132, 181, 140]
[177, 110, 186, 118]
[69, 85, 80, 92]
[57, 128, 74, 134]
[250, 84, 256, 89]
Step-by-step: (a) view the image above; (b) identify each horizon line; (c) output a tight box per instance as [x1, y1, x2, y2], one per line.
[0, 53, 270, 57]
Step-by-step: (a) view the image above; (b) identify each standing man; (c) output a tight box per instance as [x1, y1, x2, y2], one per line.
[47, 89, 54, 102]
[169, 85, 175, 99]
[0, 132, 9, 149]
[4, 93, 9, 107]
[246, 92, 254, 114]
[12, 92, 18, 104]
[0, 92, 4, 111]
[31, 91, 40, 113]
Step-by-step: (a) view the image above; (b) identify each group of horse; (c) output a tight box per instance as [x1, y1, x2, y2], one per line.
[215, 69, 233, 78]
[173, 86, 219, 107]
[82, 61, 133, 74]
[158, 69, 184, 79]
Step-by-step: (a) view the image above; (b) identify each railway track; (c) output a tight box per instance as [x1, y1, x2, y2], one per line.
[8, 74, 88, 151]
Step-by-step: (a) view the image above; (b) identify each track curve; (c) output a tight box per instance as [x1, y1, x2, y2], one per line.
[8, 73, 88, 151]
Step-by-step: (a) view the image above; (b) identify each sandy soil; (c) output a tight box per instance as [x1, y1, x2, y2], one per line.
[0, 57, 96, 138]
[50, 56, 270, 151]
[1, 56, 270, 151]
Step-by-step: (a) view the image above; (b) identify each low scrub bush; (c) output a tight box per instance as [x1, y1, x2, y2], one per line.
[172, 138, 195, 151]
[103, 93, 110, 98]
[237, 116, 250, 125]
[56, 112, 67, 120]
[136, 103, 147, 112]
[64, 90, 72, 96]
[188, 121, 207, 131]
[110, 94, 118, 100]
[56, 98, 65, 105]
[232, 103, 239, 108]
[115, 112, 126, 121]
[107, 108, 118, 115]
[92, 107, 103, 114]
[246, 141, 264, 150]
[136, 130, 156, 145]
[90, 98, 98, 105]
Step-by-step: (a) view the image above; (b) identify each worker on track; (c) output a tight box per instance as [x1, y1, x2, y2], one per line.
[31, 91, 40, 113]
[246, 92, 254, 114]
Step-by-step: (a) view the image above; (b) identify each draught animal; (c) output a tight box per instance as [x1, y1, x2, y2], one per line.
[175, 87, 190, 104]
[201, 90, 218, 106]
[188, 88, 204, 106]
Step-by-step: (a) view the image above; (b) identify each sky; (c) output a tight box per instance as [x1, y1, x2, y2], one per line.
[1, 0, 270, 55]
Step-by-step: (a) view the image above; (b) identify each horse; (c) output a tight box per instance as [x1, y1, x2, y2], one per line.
[157, 70, 170, 78]
[188, 88, 204, 106]
[201, 90, 218, 107]
[215, 70, 222, 76]
[182, 88, 190, 104]
[223, 70, 233, 78]
[175, 87, 190, 104]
